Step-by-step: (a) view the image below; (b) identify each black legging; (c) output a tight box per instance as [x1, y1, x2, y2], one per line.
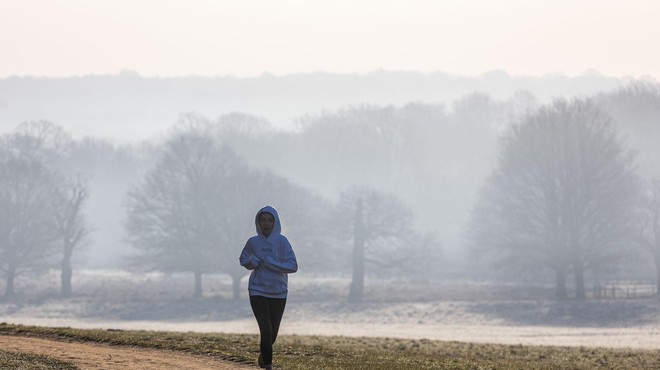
[250, 295, 287, 366]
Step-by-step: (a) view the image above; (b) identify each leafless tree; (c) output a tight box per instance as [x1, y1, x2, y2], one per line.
[51, 175, 89, 298]
[0, 121, 76, 297]
[469, 98, 639, 299]
[338, 186, 435, 302]
[125, 130, 252, 298]
[0, 134, 59, 297]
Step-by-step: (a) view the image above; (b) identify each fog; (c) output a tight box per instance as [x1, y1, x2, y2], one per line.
[2, 72, 660, 347]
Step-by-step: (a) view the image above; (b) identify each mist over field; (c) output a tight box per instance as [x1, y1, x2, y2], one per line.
[2, 72, 660, 348]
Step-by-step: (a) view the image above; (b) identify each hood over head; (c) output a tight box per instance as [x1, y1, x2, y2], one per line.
[255, 205, 281, 237]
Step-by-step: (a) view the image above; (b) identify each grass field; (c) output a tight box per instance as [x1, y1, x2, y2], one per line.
[0, 349, 78, 370]
[1, 323, 660, 369]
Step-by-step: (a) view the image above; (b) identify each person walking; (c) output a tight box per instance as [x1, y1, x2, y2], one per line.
[239, 205, 298, 370]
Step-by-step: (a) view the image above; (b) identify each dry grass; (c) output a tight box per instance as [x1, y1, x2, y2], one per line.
[0, 349, 78, 369]
[1, 323, 660, 369]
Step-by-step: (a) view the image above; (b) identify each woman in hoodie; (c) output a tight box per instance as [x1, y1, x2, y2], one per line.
[239, 205, 298, 370]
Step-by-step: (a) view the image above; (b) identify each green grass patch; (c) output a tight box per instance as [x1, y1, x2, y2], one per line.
[1, 323, 659, 369]
[0, 349, 78, 370]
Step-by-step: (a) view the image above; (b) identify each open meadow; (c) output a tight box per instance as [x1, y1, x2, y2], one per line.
[1, 270, 660, 368]
[2, 323, 660, 369]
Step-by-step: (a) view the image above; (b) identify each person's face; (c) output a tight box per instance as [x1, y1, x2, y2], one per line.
[259, 213, 275, 236]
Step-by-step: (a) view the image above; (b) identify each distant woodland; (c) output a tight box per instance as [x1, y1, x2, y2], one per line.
[1, 71, 659, 299]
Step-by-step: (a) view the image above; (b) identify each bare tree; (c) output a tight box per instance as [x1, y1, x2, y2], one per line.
[171, 113, 335, 299]
[338, 186, 434, 302]
[51, 175, 89, 298]
[0, 121, 90, 295]
[3, 121, 90, 298]
[0, 122, 76, 298]
[469, 98, 639, 299]
[125, 130, 250, 298]
[637, 179, 660, 297]
[0, 143, 58, 297]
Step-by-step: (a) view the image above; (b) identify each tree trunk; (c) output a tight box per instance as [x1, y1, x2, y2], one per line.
[61, 247, 73, 298]
[348, 199, 366, 303]
[654, 249, 660, 299]
[193, 271, 203, 298]
[574, 263, 586, 300]
[61, 266, 72, 298]
[232, 273, 242, 301]
[654, 221, 660, 299]
[4, 266, 16, 298]
[555, 269, 567, 300]
[569, 223, 585, 300]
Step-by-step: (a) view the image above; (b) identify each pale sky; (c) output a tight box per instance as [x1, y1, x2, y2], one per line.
[1, 0, 659, 79]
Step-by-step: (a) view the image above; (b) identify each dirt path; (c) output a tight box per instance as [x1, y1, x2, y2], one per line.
[0, 335, 253, 369]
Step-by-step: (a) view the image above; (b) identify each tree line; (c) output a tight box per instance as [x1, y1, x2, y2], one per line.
[1, 81, 659, 301]
[0, 120, 433, 302]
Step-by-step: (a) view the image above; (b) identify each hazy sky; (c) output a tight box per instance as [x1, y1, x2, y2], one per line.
[1, 0, 659, 79]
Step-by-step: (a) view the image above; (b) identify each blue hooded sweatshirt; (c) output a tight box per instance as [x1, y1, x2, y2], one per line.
[239, 205, 298, 298]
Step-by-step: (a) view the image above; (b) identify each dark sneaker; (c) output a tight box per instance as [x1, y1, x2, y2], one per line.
[258, 353, 266, 368]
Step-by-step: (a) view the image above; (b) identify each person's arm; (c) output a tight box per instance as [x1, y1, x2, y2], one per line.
[264, 240, 298, 273]
[239, 241, 261, 270]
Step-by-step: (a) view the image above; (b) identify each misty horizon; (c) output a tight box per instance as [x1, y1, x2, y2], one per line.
[0, 70, 633, 141]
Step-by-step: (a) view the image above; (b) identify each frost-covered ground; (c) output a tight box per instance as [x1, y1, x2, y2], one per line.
[1, 270, 660, 349]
